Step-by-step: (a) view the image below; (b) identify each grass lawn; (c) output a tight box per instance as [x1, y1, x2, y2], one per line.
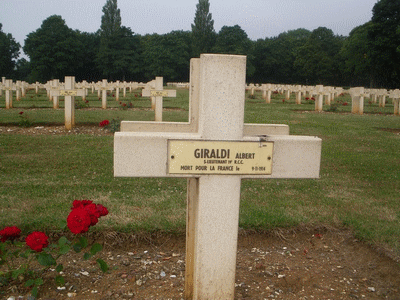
[0, 88, 399, 256]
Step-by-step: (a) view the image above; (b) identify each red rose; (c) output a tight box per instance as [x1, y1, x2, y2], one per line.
[0, 226, 21, 242]
[99, 120, 110, 127]
[96, 204, 109, 217]
[84, 203, 100, 226]
[26, 232, 49, 252]
[19, 111, 24, 115]
[67, 208, 91, 234]
[72, 200, 93, 209]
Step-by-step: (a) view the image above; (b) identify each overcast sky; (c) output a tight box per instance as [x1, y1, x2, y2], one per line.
[1, 0, 378, 58]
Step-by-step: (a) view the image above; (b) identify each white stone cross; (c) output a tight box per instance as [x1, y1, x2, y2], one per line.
[50, 76, 85, 129]
[314, 85, 325, 111]
[95, 79, 114, 109]
[114, 54, 322, 299]
[4, 79, 14, 109]
[49, 79, 61, 109]
[349, 87, 370, 115]
[0, 77, 5, 97]
[261, 83, 274, 104]
[389, 89, 400, 115]
[377, 89, 388, 108]
[142, 77, 177, 122]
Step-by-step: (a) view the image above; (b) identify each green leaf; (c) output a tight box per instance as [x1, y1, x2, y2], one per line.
[58, 236, 68, 246]
[83, 252, 92, 260]
[20, 250, 30, 259]
[32, 286, 38, 298]
[55, 275, 65, 286]
[97, 258, 108, 273]
[35, 277, 44, 286]
[73, 237, 88, 253]
[56, 264, 63, 273]
[37, 253, 56, 266]
[25, 279, 35, 287]
[90, 243, 102, 255]
[79, 237, 88, 248]
[12, 268, 26, 279]
[58, 219, 67, 230]
[59, 244, 70, 255]
[73, 243, 83, 253]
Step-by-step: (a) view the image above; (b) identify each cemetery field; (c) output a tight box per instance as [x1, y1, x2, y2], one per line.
[0, 89, 399, 258]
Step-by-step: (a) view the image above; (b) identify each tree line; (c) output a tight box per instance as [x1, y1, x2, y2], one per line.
[1, 0, 399, 88]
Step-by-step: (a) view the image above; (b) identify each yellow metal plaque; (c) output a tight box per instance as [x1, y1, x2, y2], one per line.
[150, 91, 169, 97]
[60, 90, 77, 96]
[168, 140, 273, 175]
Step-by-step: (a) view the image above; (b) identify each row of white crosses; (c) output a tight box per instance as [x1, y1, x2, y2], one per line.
[246, 83, 400, 115]
[348, 87, 399, 115]
[114, 54, 322, 299]
[2, 77, 398, 116]
[246, 83, 343, 108]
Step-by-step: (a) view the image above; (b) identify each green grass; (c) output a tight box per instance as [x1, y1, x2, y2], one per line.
[0, 89, 399, 255]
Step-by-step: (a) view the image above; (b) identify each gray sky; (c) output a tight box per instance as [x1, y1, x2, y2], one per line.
[1, 0, 378, 58]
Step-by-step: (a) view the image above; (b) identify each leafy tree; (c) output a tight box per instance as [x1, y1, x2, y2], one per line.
[97, 0, 122, 79]
[74, 31, 101, 82]
[252, 29, 311, 84]
[14, 58, 31, 81]
[97, 0, 141, 80]
[213, 25, 251, 55]
[367, 0, 400, 87]
[24, 15, 84, 82]
[294, 27, 344, 85]
[0, 23, 20, 77]
[191, 0, 216, 56]
[141, 31, 191, 82]
[100, 0, 121, 39]
[213, 25, 255, 78]
[339, 22, 374, 87]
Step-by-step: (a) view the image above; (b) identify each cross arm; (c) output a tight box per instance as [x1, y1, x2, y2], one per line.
[120, 121, 289, 135]
[142, 90, 177, 97]
[114, 133, 321, 179]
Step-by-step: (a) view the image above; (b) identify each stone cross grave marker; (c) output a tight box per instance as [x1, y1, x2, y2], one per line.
[314, 85, 325, 112]
[4, 79, 14, 109]
[114, 54, 322, 299]
[33, 81, 41, 94]
[377, 89, 388, 108]
[142, 77, 177, 122]
[0, 77, 5, 97]
[50, 76, 85, 130]
[261, 83, 274, 103]
[96, 79, 114, 109]
[49, 79, 61, 109]
[389, 89, 400, 115]
[77, 80, 91, 101]
[350, 87, 370, 115]
[113, 80, 122, 102]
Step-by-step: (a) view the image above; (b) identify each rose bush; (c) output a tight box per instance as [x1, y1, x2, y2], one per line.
[0, 200, 109, 298]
